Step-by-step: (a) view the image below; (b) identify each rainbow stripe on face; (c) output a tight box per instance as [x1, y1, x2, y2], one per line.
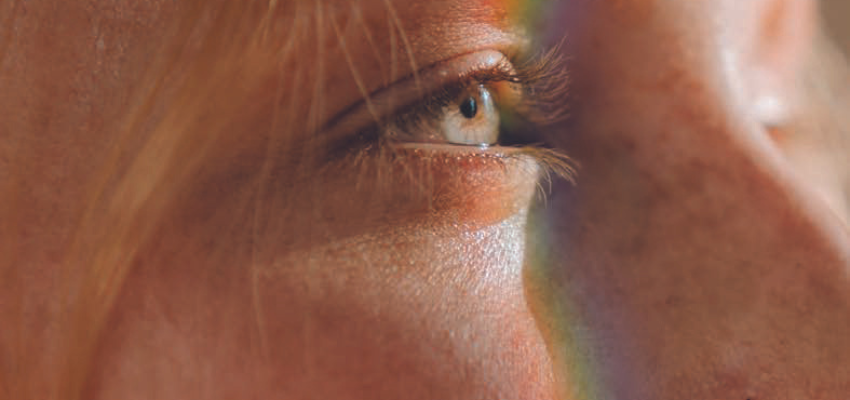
[503, 0, 547, 25]
[523, 205, 611, 400]
[497, 0, 555, 42]
[488, 0, 611, 398]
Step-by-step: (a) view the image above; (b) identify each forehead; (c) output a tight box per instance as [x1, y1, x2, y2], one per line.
[276, 0, 531, 127]
[2, 0, 534, 148]
[318, 0, 528, 55]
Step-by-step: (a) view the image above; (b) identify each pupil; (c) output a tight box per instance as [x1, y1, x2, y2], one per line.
[460, 97, 477, 119]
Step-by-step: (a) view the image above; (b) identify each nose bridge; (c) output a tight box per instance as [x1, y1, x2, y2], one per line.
[527, 2, 850, 398]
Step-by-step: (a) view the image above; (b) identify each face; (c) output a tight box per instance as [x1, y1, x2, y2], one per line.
[3, 0, 850, 399]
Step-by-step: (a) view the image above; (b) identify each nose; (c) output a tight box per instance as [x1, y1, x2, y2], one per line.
[526, 1, 850, 398]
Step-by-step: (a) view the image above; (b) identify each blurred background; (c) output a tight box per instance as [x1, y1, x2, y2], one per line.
[822, 0, 849, 54]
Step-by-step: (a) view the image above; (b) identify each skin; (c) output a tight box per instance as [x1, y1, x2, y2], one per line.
[2, 0, 849, 399]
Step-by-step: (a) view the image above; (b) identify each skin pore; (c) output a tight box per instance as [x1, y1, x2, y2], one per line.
[2, 0, 850, 399]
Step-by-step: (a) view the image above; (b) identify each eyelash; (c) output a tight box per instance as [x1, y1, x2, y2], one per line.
[325, 48, 576, 187]
[365, 48, 572, 147]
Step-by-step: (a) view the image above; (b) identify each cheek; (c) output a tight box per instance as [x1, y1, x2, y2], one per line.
[88, 215, 556, 400]
[527, 1, 850, 398]
[87, 150, 557, 399]
[254, 220, 555, 399]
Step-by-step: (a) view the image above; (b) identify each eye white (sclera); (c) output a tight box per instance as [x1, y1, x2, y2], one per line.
[440, 85, 500, 146]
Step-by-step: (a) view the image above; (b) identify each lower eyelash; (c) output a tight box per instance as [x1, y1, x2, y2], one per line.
[336, 139, 577, 199]
[334, 141, 576, 227]
[508, 146, 577, 199]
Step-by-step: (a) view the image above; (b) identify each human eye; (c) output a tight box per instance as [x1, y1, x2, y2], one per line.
[387, 80, 503, 146]
[321, 49, 575, 186]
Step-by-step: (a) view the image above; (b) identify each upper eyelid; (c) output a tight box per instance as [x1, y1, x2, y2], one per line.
[318, 50, 516, 146]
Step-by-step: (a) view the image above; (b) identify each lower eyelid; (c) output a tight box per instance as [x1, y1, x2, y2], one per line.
[382, 146, 544, 226]
[303, 142, 570, 234]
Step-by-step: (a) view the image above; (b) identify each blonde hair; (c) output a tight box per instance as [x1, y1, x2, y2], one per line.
[0, 1, 307, 398]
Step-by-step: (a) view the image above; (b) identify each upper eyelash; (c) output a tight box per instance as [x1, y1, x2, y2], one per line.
[321, 48, 577, 192]
[320, 48, 571, 160]
[492, 46, 571, 127]
[381, 48, 571, 144]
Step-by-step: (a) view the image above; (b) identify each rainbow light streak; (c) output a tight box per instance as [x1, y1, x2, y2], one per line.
[524, 205, 610, 400]
[508, 0, 611, 397]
